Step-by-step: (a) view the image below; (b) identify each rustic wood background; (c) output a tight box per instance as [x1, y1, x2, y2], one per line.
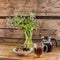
[0, 0, 60, 43]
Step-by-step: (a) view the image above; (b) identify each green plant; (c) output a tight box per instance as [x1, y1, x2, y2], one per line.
[8, 13, 35, 48]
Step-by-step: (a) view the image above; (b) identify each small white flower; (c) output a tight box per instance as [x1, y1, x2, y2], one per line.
[30, 13, 35, 18]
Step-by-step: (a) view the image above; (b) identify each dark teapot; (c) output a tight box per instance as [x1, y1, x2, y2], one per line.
[41, 36, 53, 52]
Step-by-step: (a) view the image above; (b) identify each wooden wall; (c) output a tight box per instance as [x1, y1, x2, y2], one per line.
[0, 0, 60, 42]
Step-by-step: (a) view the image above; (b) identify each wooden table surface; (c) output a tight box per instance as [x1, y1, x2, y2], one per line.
[0, 43, 60, 60]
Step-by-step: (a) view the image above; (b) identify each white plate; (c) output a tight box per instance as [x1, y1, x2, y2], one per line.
[13, 48, 33, 56]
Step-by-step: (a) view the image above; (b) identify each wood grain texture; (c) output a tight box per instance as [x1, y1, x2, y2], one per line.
[0, 43, 60, 60]
[0, 0, 60, 16]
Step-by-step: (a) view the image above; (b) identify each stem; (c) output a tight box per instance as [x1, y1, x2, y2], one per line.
[24, 30, 33, 48]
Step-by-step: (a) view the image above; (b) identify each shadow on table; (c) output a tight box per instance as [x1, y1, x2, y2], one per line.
[0, 58, 20, 60]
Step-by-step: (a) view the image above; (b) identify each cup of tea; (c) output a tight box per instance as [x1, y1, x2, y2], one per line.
[33, 43, 48, 58]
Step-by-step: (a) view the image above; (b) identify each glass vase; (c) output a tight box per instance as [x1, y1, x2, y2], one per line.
[24, 30, 33, 48]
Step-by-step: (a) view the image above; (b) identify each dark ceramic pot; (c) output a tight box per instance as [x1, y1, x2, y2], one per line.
[44, 42, 53, 52]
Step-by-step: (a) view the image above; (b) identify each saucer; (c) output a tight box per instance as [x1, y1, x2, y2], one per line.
[13, 48, 33, 56]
